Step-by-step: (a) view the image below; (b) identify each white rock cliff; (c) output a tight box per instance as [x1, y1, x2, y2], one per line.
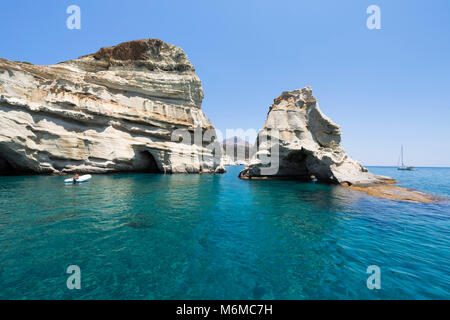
[239, 87, 395, 186]
[0, 39, 224, 174]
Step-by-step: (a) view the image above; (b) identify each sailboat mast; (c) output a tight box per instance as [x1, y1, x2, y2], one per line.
[401, 145, 404, 167]
[397, 145, 414, 170]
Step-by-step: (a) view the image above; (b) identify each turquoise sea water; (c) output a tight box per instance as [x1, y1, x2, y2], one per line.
[0, 166, 448, 300]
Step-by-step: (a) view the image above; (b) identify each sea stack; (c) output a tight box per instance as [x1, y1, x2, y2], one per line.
[0, 39, 224, 174]
[239, 87, 395, 186]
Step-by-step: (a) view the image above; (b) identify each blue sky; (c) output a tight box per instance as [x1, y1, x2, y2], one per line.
[1, 0, 449, 166]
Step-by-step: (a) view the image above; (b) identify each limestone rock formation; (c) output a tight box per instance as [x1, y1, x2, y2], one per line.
[239, 87, 395, 186]
[0, 39, 224, 174]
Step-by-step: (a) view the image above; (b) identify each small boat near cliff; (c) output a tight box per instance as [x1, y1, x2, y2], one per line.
[398, 146, 414, 171]
[64, 174, 92, 184]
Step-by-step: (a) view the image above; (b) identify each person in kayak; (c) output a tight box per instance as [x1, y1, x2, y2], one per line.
[73, 173, 79, 183]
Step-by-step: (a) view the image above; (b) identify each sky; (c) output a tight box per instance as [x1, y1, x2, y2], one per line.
[0, 0, 449, 166]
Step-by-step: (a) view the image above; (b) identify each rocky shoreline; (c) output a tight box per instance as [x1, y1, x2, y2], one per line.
[0, 38, 439, 202]
[238, 87, 438, 203]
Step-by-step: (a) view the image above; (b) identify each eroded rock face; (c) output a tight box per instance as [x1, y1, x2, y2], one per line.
[239, 87, 395, 186]
[0, 39, 223, 174]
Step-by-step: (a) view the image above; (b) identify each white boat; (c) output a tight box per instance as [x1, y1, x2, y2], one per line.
[397, 146, 414, 171]
[64, 174, 92, 184]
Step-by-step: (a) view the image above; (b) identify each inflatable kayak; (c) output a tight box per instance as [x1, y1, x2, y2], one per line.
[64, 174, 92, 184]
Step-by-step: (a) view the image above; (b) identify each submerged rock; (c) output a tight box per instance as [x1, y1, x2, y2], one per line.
[0, 39, 223, 174]
[239, 87, 395, 186]
[348, 184, 437, 203]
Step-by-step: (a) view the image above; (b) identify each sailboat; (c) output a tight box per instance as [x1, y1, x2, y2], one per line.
[398, 146, 414, 171]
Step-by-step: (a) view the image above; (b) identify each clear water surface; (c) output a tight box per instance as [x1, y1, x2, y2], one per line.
[0, 166, 448, 299]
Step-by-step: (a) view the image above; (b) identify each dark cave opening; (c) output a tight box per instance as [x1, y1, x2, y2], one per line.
[277, 149, 311, 179]
[0, 155, 31, 176]
[135, 150, 162, 173]
[0, 157, 15, 175]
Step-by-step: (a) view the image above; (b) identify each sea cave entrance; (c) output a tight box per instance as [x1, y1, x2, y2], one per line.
[0, 153, 30, 176]
[135, 150, 163, 173]
[0, 156, 15, 175]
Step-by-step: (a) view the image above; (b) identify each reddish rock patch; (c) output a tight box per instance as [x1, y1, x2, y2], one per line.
[93, 39, 162, 61]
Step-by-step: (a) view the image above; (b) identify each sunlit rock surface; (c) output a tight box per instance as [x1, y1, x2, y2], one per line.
[239, 87, 395, 186]
[0, 39, 223, 174]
